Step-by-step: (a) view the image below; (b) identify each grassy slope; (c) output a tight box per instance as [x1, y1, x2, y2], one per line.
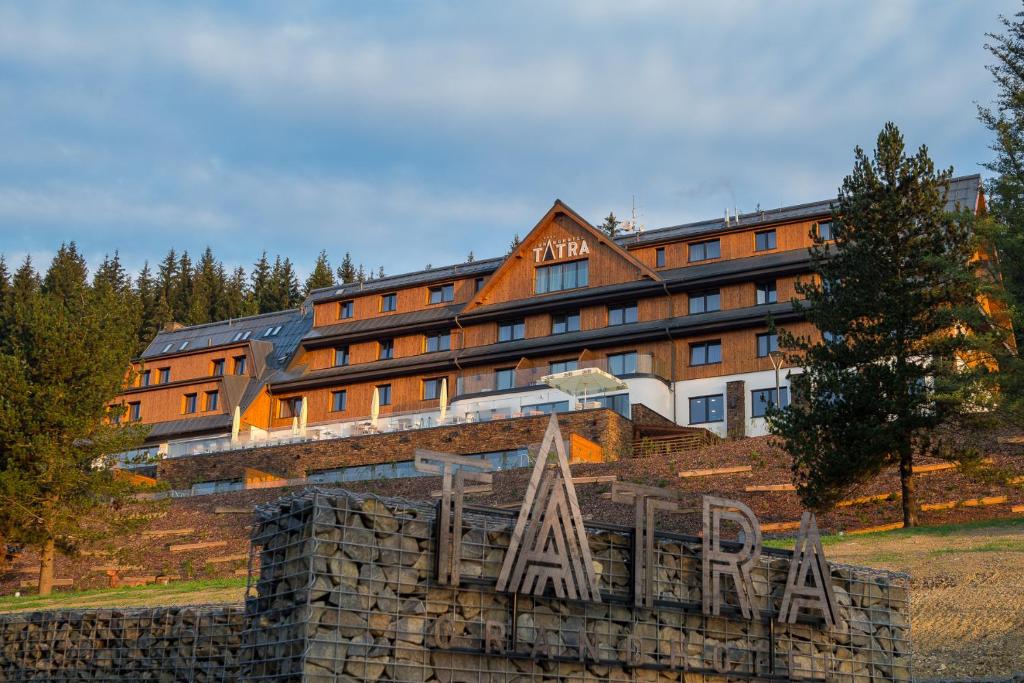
[0, 577, 247, 613]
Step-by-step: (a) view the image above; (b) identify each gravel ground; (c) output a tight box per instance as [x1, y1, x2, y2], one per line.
[826, 521, 1024, 680]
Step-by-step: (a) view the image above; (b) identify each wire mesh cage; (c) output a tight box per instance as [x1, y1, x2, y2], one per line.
[239, 487, 912, 683]
[0, 604, 245, 682]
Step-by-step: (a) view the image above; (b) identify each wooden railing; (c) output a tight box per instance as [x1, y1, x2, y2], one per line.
[631, 429, 721, 458]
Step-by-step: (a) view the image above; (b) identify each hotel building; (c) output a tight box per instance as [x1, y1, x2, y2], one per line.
[114, 175, 984, 462]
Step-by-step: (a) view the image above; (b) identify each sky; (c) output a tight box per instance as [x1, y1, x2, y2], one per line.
[0, 1, 1017, 279]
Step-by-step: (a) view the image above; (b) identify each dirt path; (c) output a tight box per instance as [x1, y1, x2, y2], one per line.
[828, 522, 1024, 680]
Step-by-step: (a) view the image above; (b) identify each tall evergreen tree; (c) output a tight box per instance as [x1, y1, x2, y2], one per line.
[42, 243, 88, 303]
[508, 233, 522, 253]
[767, 123, 997, 527]
[251, 251, 273, 314]
[136, 261, 162, 350]
[599, 212, 621, 237]
[305, 250, 335, 294]
[173, 251, 194, 323]
[225, 266, 254, 319]
[336, 252, 357, 284]
[0, 252, 147, 594]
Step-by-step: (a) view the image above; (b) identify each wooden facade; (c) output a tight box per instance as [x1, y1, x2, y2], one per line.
[114, 176, 990, 442]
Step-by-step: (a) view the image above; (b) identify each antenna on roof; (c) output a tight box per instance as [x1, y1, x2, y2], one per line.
[621, 195, 645, 240]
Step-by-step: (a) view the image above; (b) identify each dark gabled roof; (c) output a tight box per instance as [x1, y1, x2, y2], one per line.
[306, 258, 502, 305]
[617, 174, 982, 248]
[144, 414, 232, 442]
[140, 307, 312, 372]
[303, 304, 462, 347]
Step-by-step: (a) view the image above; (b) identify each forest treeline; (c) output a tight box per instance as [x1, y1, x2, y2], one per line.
[0, 245, 385, 354]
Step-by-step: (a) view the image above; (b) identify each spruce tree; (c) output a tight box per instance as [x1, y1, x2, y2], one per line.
[225, 266, 254, 319]
[305, 250, 335, 294]
[136, 262, 162, 350]
[508, 233, 522, 253]
[174, 251, 194, 323]
[599, 212, 621, 237]
[768, 122, 995, 527]
[337, 252, 357, 284]
[0, 254, 147, 594]
[251, 252, 273, 313]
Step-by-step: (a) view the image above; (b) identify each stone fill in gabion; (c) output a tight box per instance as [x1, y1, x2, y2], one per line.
[242, 488, 912, 683]
[0, 605, 245, 682]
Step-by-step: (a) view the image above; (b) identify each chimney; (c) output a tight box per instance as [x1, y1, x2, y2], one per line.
[163, 321, 185, 333]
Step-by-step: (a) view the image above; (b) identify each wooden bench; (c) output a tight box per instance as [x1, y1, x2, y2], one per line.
[678, 465, 752, 478]
[743, 484, 797, 493]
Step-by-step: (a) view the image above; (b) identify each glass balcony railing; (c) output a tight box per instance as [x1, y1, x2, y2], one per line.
[455, 352, 666, 396]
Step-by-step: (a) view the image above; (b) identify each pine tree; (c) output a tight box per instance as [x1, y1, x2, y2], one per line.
[94, 252, 132, 294]
[136, 262, 162, 350]
[42, 243, 88, 304]
[0, 252, 148, 594]
[466, 251, 475, 263]
[305, 250, 335, 294]
[0, 257, 9, 339]
[336, 252, 357, 284]
[251, 252, 273, 314]
[508, 233, 522, 253]
[356, 264, 367, 283]
[225, 266, 254, 319]
[174, 251, 194, 323]
[979, 10, 1024, 351]
[599, 212, 621, 237]
[767, 122, 997, 527]
[377, 266, 385, 279]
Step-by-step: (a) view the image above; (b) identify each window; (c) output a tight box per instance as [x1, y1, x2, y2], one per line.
[381, 293, 397, 312]
[752, 387, 789, 417]
[535, 260, 589, 294]
[279, 397, 302, 419]
[689, 289, 721, 314]
[158, 367, 171, 384]
[162, 343, 173, 353]
[339, 300, 354, 319]
[608, 302, 638, 326]
[139, 370, 151, 387]
[688, 239, 721, 262]
[756, 281, 777, 305]
[522, 400, 570, 415]
[423, 377, 445, 400]
[690, 341, 722, 366]
[334, 346, 350, 367]
[689, 395, 724, 424]
[428, 283, 455, 304]
[233, 356, 247, 375]
[818, 221, 833, 241]
[183, 393, 197, 414]
[263, 325, 281, 337]
[549, 359, 578, 374]
[655, 247, 666, 268]
[376, 384, 392, 406]
[607, 351, 638, 376]
[474, 277, 485, 292]
[211, 359, 225, 376]
[232, 330, 252, 342]
[424, 331, 451, 353]
[595, 393, 630, 418]
[179, 340, 189, 351]
[205, 390, 219, 411]
[755, 230, 777, 251]
[129, 402, 141, 421]
[331, 390, 347, 412]
[498, 319, 525, 342]
[551, 311, 580, 335]
[756, 332, 779, 357]
[379, 339, 394, 360]
[495, 367, 516, 391]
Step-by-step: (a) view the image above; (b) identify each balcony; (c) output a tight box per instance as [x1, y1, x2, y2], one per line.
[455, 352, 668, 396]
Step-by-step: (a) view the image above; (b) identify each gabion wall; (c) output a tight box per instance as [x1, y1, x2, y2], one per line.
[244, 488, 911, 683]
[0, 605, 245, 682]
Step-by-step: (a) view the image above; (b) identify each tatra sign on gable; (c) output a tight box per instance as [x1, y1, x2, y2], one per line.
[532, 236, 590, 263]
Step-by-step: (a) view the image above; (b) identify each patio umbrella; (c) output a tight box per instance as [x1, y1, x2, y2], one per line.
[299, 397, 308, 434]
[370, 386, 380, 431]
[231, 406, 241, 443]
[439, 378, 448, 424]
[541, 367, 627, 408]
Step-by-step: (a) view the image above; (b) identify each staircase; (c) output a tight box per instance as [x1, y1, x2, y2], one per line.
[631, 428, 720, 458]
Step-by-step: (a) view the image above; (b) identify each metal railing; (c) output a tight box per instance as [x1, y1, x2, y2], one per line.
[455, 352, 667, 395]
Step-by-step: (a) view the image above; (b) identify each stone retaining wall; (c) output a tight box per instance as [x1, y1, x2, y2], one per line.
[0, 605, 245, 682]
[158, 409, 633, 489]
[246, 488, 912, 683]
